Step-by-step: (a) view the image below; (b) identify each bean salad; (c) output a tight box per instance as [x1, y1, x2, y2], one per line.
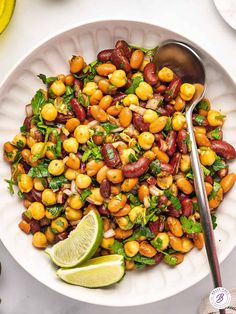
[3, 39, 236, 270]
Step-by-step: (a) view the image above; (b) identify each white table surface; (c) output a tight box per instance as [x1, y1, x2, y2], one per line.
[0, 0, 236, 313]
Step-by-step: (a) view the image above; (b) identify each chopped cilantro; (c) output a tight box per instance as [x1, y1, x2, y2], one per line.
[5, 178, 15, 194]
[150, 160, 161, 176]
[128, 153, 138, 163]
[49, 175, 69, 190]
[46, 205, 63, 219]
[37, 74, 57, 85]
[211, 158, 226, 172]
[196, 99, 210, 111]
[80, 189, 92, 202]
[210, 127, 221, 140]
[151, 237, 163, 250]
[81, 141, 103, 162]
[28, 162, 50, 178]
[180, 216, 202, 234]
[100, 122, 118, 134]
[215, 115, 226, 120]
[163, 254, 177, 266]
[163, 117, 172, 132]
[125, 76, 144, 94]
[20, 125, 27, 133]
[133, 254, 155, 265]
[195, 114, 205, 126]
[209, 181, 221, 200]
[124, 226, 155, 242]
[31, 90, 46, 115]
[211, 214, 217, 230]
[164, 190, 182, 211]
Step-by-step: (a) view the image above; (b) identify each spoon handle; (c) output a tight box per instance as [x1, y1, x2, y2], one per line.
[186, 105, 224, 305]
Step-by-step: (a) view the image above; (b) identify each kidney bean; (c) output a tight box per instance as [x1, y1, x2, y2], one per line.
[143, 63, 158, 86]
[158, 195, 168, 207]
[160, 162, 174, 174]
[205, 174, 213, 184]
[165, 104, 175, 116]
[115, 40, 132, 59]
[31, 189, 42, 202]
[192, 114, 209, 126]
[97, 49, 114, 62]
[111, 48, 131, 73]
[177, 130, 188, 154]
[132, 112, 150, 132]
[167, 205, 182, 217]
[156, 107, 169, 116]
[29, 220, 40, 234]
[149, 219, 165, 235]
[100, 178, 111, 198]
[122, 157, 151, 178]
[23, 116, 33, 132]
[146, 176, 157, 185]
[124, 77, 132, 89]
[54, 231, 69, 243]
[70, 98, 86, 122]
[20, 160, 31, 173]
[39, 217, 51, 227]
[101, 143, 120, 168]
[74, 79, 84, 96]
[23, 192, 35, 202]
[98, 205, 110, 216]
[170, 152, 181, 175]
[153, 252, 164, 264]
[155, 133, 164, 144]
[217, 167, 228, 179]
[166, 130, 177, 157]
[211, 140, 236, 160]
[111, 93, 126, 106]
[33, 129, 44, 142]
[181, 198, 193, 217]
[55, 113, 75, 123]
[178, 193, 187, 202]
[22, 211, 32, 223]
[164, 76, 182, 101]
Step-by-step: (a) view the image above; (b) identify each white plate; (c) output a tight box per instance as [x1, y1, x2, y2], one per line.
[0, 19, 236, 307]
[214, 0, 236, 30]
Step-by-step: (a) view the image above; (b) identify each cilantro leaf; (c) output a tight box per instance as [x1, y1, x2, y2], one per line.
[201, 164, 210, 176]
[150, 160, 161, 176]
[128, 153, 138, 163]
[180, 216, 202, 234]
[196, 99, 210, 111]
[31, 90, 46, 115]
[125, 76, 144, 94]
[209, 181, 221, 200]
[110, 240, 127, 258]
[124, 226, 155, 242]
[100, 122, 118, 134]
[164, 190, 182, 211]
[163, 117, 172, 132]
[126, 193, 141, 208]
[211, 214, 217, 230]
[49, 175, 69, 190]
[133, 254, 155, 265]
[210, 127, 221, 140]
[28, 162, 50, 178]
[195, 114, 206, 126]
[151, 237, 163, 250]
[46, 205, 63, 219]
[81, 141, 103, 162]
[163, 254, 177, 266]
[37, 74, 57, 85]
[215, 115, 226, 120]
[5, 178, 15, 194]
[80, 189, 92, 202]
[211, 158, 226, 172]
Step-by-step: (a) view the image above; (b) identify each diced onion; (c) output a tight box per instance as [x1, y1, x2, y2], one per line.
[149, 185, 164, 196]
[103, 229, 115, 238]
[25, 104, 33, 117]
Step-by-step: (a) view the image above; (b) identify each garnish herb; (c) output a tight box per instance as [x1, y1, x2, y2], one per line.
[4, 178, 15, 195]
[125, 76, 144, 94]
[49, 175, 69, 190]
[209, 181, 221, 200]
[210, 127, 221, 140]
[81, 141, 103, 162]
[196, 99, 210, 111]
[28, 162, 50, 178]
[31, 90, 46, 115]
[180, 216, 202, 234]
[195, 114, 205, 125]
[211, 214, 217, 230]
[37, 74, 57, 85]
[164, 190, 182, 210]
[150, 160, 161, 176]
[80, 189, 92, 202]
[46, 205, 63, 218]
[124, 226, 155, 242]
[128, 153, 138, 163]
[100, 122, 119, 134]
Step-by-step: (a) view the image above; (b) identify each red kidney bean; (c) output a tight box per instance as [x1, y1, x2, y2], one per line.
[158, 195, 168, 207]
[73, 79, 83, 94]
[100, 178, 111, 198]
[166, 130, 177, 157]
[155, 133, 164, 143]
[101, 143, 120, 168]
[216, 167, 228, 179]
[111, 48, 131, 73]
[54, 231, 69, 243]
[31, 189, 42, 202]
[178, 193, 187, 202]
[39, 217, 51, 227]
[156, 107, 169, 116]
[55, 113, 75, 123]
[111, 93, 126, 106]
[97, 49, 114, 62]
[30, 220, 40, 234]
[149, 219, 165, 235]
[20, 160, 31, 172]
[143, 63, 158, 86]
[70, 98, 86, 122]
[181, 198, 193, 217]
[211, 140, 236, 160]
[165, 104, 175, 116]
[22, 211, 32, 223]
[33, 129, 44, 142]
[115, 40, 132, 59]
[177, 130, 188, 154]
[146, 176, 157, 185]
[98, 205, 110, 216]
[167, 205, 182, 217]
[122, 157, 151, 178]
[132, 112, 150, 132]
[124, 77, 132, 89]
[170, 152, 181, 175]
[192, 114, 209, 126]
[23, 192, 35, 202]
[139, 101, 147, 108]
[155, 85, 167, 94]
[164, 76, 182, 101]
[153, 252, 164, 264]
[205, 175, 213, 184]
[23, 116, 33, 132]
[160, 162, 174, 174]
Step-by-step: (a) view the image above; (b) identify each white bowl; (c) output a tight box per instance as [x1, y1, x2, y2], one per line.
[0, 19, 236, 307]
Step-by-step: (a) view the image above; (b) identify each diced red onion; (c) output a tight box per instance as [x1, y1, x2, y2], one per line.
[25, 104, 33, 117]
[103, 229, 115, 238]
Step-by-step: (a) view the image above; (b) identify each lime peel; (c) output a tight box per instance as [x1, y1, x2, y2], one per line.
[0, 0, 16, 34]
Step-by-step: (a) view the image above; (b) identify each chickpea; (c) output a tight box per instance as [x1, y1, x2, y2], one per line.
[18, 174, 33, 193]
[130, 50, 145, 69]
[149, 116, 168, 133]
[139, 59, 150, 71]
[96, 63, 116, 76]
[195, 133, 211, 147]
[152, 147, 169, 163]
[74, 125, 90, 144]
[48, 160, 65, 176]
[139, 241, 157, 258]
[172, 112, 187, 131]
[112, 204, 131, 217]
[90, 105, 107, 123]
[101, 237, 115, 249]
[143, 109, 158, 123]
[169, 183, 178, 197]
[3, 142, 18, 163]
[167, 217, 183, 238]
[108, 194, 127, 213]
[121, 178, 138, 192]
[193, 233, 204, 250]
[135, 82, 153, 101]
[65, 207, 83, 221]
[45, 227, 55, 244]
[31, 142, 46, 159]
[138, 132, 155, 150]
[76, 174, 92, 189]
[28, 202, 45, 220]
[124, 241, 140, 257]
[168, 232, 183, 252]
[65, 74, 74, 86]
[181, 237, 194, 253]
[68, 194, 83, 210]
[156, 175, 173, 190]
[65, 118, 80, 133]
[205, 182, 213, 196]
[209, 187, 223, 209]
[138, 185, 150, 202]
[125, 260, 135, 270]
[103, 217, 110, 232]
[64, 168, 78, 181]
[129, 206, 145, 223]
[157, 67, 174, 82]
[42, 189, 57, 206]
[23, 199, 32, 208]
[180, 83, 195, 101]
[45, 142, 56, 160]
[109, 70, 127, 88]
[12, 133, 27, 148]
[107, 169, 124, 184]
[116, 216, 133, 230]
[123, 94, 139, 107]
[96, 165, 109, 184]
[90, 89, 103, 106]
[153, 232, 170, 250]
[220, 173, 236, 193]
[41, 103, 58, 121]
[174, 96, 185, 111]
[194, 126, 206, 134]
[176, 177, 193, 195]
[63, 137, 79, 153]
[199, 148, 216, 166]
[82, 82, 98, 96]
[18, 220, 31, 234]
[86, 160, 104, 177]
[107, 104, 122, 116]
[114, 228, 133, 239]
[32, 232, 48, 249]
[180, 154, 191, 172]
[207, 109, 224, 126]
[57, 74, 66, 82]
[50, 80, 66, 96]
[66, 153, 81, 170]
[26, 136, 37, 149]
[99, 95, 113, 110]
[69, 55, 84, 73]
[88, 188, 104, 205]
[98, 79, 113, 94]
[120, 148, 136, 165]
[119, 107, 132, 128]
[51, 217, 69, 233]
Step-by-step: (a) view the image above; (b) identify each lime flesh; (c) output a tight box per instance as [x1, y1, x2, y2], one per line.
[45, 210, 103, 268]
[57, 254, 125, 288]
[0, 0, 16, 34]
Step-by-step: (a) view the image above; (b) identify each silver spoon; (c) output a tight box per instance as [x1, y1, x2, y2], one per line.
[154, 41, 225, 314]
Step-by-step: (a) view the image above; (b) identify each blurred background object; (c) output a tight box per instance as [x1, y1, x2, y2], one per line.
[0, 0, 16, 34]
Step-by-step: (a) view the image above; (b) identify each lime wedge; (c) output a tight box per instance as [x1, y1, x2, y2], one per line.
[57, 254, 125, 288]
[45, 210, 103, 268]
[0, 0, 16, 34]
